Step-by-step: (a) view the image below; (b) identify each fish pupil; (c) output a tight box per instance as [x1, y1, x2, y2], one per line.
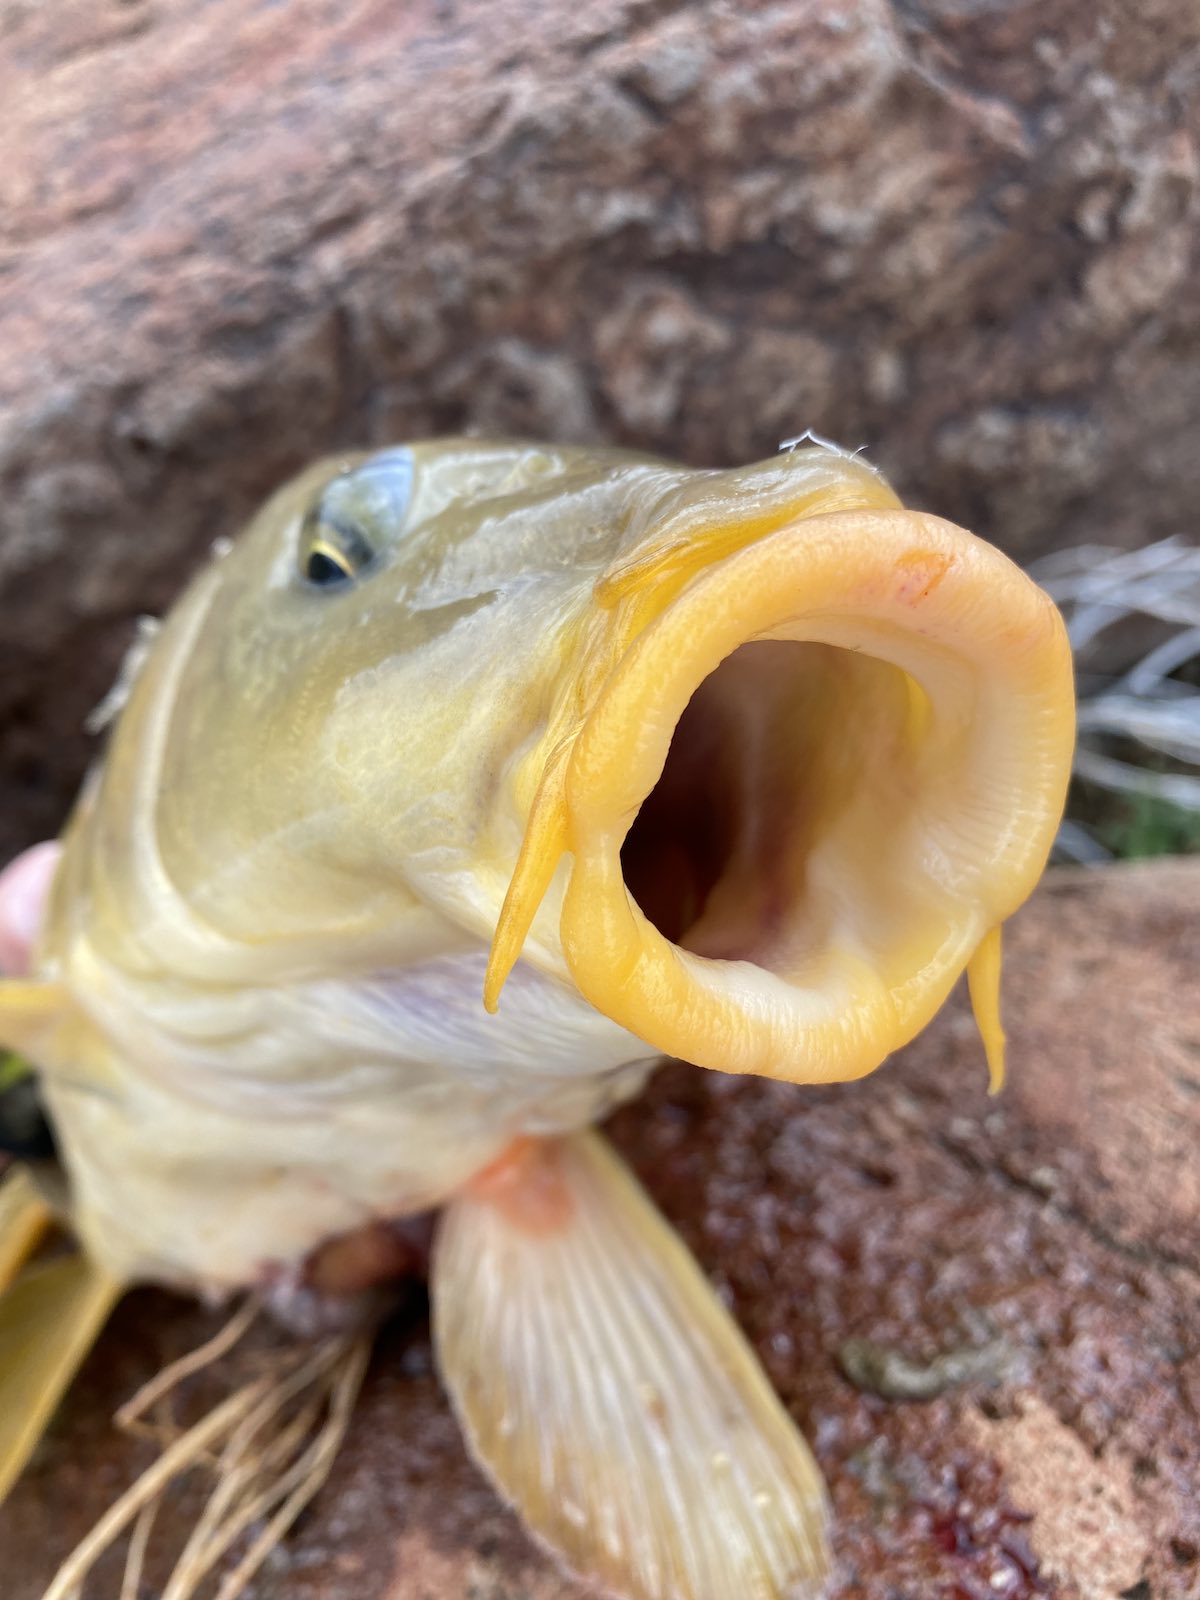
[304, 548, 354, 586]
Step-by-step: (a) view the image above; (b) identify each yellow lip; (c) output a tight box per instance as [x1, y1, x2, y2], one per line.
[487, 498, 1074, 1088]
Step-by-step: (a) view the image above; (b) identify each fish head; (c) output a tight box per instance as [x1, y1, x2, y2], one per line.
[50, 437, 1073, 1091]
[480, 442, 1076, 1089]
[65, 441, 672, 977]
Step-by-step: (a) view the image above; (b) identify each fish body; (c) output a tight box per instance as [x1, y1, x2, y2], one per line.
[0, 439, 1075, 1599]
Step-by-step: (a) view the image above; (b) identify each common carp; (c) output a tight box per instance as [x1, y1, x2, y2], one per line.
[0, 439, 1075, 1599]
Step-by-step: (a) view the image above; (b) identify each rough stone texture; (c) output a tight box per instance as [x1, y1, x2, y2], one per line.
[3, 859, 1198, 1599]
[2, 0, 1200, 854]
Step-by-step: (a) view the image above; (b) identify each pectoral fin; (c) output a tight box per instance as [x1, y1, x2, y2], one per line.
[0, 980, 65, 1061]
[433, 1132, 831, 1600]
[0, 1163, 54, 1294]
[0, 1252, 122, 1504]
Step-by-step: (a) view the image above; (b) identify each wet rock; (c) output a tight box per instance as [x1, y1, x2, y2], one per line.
[3, 860, 1197, 1599]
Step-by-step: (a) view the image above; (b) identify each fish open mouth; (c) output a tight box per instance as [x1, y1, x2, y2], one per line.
[538, 506, 1074, 1085]
[619, 638, 921, 966]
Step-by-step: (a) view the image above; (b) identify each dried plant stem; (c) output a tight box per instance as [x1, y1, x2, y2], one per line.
[118, 1499, 158, 1600]
[41, 1318, 374, 1600]
[41, 1380, 268, 1600]
[159, 1340, 352, 1600]
[1031, 537, 1200, 858]
[115, 1296, 261, 1441]
[213, 1336, 371, 1600]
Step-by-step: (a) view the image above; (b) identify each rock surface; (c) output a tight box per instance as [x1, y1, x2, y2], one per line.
[2, 0, 1199, 855]
[3, 859, 1198, 1599]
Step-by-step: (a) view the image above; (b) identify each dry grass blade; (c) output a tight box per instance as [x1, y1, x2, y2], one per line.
[118, 1500, 158, 1600]
[159, 1337, 359, 1600]
[1030, 538, 1200, 859]
[115, 1296, 261, 1444]
[212, 1336, 371, 1600]
[41, 1380, 269, 1600]
[40, 1315, 376, 1600]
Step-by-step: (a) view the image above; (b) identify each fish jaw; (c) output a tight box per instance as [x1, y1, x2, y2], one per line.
[492, 504, 1075, 1086]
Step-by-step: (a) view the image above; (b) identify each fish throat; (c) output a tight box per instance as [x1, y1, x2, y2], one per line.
[621, 639, 918, 970]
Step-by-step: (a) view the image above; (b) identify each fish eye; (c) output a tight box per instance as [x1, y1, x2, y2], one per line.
[298, 447, 415, 588]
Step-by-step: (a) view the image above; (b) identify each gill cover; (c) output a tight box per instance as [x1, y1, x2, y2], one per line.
[487, 449, 1074, 1088]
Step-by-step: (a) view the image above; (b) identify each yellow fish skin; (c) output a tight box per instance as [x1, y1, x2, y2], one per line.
[1, 435, 1070, 1293]
[0, 439, 1074, 1600]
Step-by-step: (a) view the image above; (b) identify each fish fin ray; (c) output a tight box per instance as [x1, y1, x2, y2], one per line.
[0, 979, 65, 1059]
[0, 1252, 122, 1505]
[433, 1131, 832, 1600]
[0, 1163, 54, 1295]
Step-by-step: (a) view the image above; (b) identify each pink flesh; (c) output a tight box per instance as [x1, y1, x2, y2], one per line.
[0, 841, 60, 975]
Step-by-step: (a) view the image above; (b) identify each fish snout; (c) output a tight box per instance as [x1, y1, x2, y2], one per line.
[494, 504, 1074, 1087]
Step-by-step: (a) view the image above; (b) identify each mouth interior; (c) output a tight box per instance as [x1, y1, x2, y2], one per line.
[620, 639, 927, 974]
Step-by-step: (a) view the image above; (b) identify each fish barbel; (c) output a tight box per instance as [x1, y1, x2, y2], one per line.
[0, 438, 1074, 1599]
